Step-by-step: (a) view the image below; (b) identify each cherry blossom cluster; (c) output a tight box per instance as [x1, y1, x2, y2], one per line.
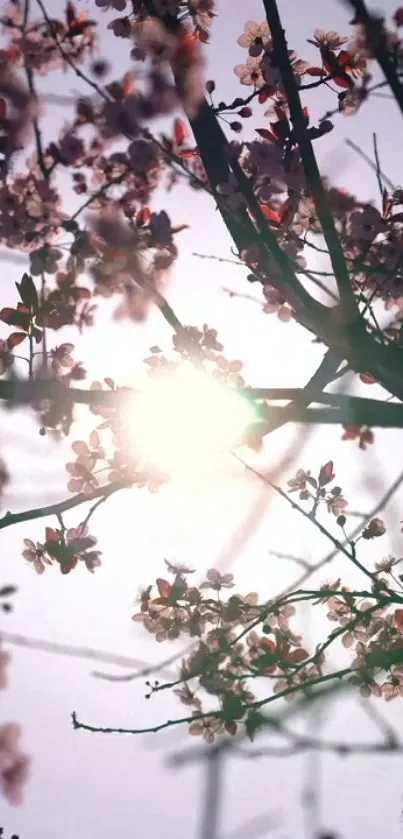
[287, 461, 348, 518]
[99, 0, 215, 45]
[23, 524, 101, 575]
[0, 2, 97, 76]
[133, 542, 403, 742]
[204, 15, 403, 306]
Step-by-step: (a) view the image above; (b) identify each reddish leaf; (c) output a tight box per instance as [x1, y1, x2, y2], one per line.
[342, 424, 360, 441]
[156, 578, 171, 599]
[66, 1, 94, 33]
[174, 118, 186, 147]
[258, 88, 270, 104]
[321, 48, 354, 89]
[179, 148, 199, 159]
[255, 127, 276, 142]
[260, 204, 282, 225]
[122, 74, 134, 97]
[287, 648, 309, 664]
[137, 206, 151, 225]
[305, 66, 327, 76]
[333, 74, 354, 89]
[224, 721, 237, 735]
[0, 98, 6, 119]
[318, 461, 335, 486]
[66, 1, 79, 26]
[0, 307, 30, 330]
[273, 104, 288, 121]
[337, 50, 352, 68]
[360, 373, 376, 385]
[7, 332, 27, 349]
[45, 527, 59, 542]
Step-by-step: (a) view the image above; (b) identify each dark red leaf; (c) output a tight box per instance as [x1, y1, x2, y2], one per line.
[0, 307, 30, 330]
[333, 74, 354, 89]
[174, 118, 186, 147]
[287, 648, 309, 664]
[305, 66, 327, 76]
[7, 332, 27, 349]
[255, 127, 276, 142]
[360, 373, 376, 385]
[318, 461, 335, 486]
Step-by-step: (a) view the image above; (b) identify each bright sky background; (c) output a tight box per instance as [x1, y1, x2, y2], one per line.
[2, 1, 403, 837]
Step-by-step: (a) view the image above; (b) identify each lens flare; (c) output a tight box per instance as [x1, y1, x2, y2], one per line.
[129, 363, 257, 476]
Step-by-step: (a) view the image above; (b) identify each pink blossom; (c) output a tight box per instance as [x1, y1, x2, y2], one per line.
[0, 723, 30, 806]
[237, 21, 271, 57]
[234, 56, 264, 87]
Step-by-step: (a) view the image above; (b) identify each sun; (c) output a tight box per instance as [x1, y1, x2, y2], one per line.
[128, 362, 258, 477]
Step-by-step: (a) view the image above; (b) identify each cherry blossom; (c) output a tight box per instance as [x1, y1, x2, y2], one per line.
[234, 56, 265, 87]
[309, 29, 348, 50]
[0, 724, 30, 806]
[237, 21, 271, 57]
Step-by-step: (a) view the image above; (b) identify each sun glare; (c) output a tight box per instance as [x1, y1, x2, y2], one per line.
[129, 363, 258, 476]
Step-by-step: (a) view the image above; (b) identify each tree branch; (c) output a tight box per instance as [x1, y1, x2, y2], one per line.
[263, 0, 359, 325]
[345, 0, 403, 115]
[0, 479, 130, 531]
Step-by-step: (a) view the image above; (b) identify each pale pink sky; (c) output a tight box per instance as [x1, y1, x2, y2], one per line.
[2, 1, 403, 838]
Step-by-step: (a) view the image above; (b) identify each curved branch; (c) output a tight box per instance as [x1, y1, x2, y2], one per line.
[0, 479, 130, 531]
